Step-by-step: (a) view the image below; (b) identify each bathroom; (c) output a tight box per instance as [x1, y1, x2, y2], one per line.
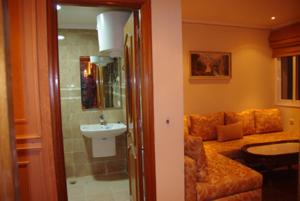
[57, 5, 133, 201]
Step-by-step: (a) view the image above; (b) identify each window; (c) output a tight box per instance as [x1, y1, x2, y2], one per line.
[275, 55, 300, 107]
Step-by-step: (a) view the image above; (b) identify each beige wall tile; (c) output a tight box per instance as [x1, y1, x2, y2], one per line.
[59, 29, 127, 178]
[74, 164, 92, 177]
[73, 152, 90, 165]
[65, 165, 75, 178]
[63, 139, 73, 153]
[64, 152, 74, 165]
[73, 138, 86, 152]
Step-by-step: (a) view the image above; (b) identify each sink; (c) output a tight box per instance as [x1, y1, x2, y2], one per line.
[80, 122, 127, 157]
[80, 123, 127, 138]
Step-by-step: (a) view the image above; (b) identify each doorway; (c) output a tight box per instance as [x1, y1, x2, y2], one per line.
[57, 5, 133, 201]
[47, 1, 156, 201]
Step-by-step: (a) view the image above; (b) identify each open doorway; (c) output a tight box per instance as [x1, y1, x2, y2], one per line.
[54, 4, 149, 201]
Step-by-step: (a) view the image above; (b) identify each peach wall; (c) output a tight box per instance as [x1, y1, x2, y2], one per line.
[152, 0, 184, 200]
[183, 23, 274, 114]
[279, 107, 300, 134]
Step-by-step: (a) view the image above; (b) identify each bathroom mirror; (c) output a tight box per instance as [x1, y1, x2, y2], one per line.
[80, 56, 122, 110]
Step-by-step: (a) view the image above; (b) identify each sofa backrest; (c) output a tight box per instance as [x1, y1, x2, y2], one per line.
[184, 108, 283, 141]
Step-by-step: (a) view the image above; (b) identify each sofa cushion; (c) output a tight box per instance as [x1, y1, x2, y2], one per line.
[217, 122, 243, 142]
[203, 131, 299, 159]
[196, 150, 262, 201]
[184, 134, 209, 181]
[225, 110, 255, 135]
[254, 108, 283, 133]
[184, 156, 197, 201]
[214, 189, 262, 201]
[190, 112, 224, 141]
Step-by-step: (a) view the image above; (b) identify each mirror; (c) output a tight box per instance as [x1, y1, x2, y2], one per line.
[80, 56, 122, 110]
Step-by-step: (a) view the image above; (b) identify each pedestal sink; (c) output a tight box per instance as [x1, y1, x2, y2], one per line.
[80, 123, 127, 157]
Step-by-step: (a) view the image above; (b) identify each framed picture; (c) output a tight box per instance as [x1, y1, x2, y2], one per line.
[189, 51, 231, 79]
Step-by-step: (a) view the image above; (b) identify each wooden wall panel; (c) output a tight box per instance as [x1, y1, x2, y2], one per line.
[8, 0, 58, 200]
[9, 0, 41, 139]
[17, 150, 46, 201]
[0, 0, 20, 199]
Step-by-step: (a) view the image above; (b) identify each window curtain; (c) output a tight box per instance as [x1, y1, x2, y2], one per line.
[269, 22, 300, 58]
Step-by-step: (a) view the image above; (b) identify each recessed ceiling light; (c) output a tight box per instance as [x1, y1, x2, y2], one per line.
[58, 35, 65, 40]
[56, 4, 61, 10]
[271, 16, 276, 20]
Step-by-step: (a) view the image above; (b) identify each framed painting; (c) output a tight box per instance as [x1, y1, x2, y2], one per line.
[189, 51, 231, 79]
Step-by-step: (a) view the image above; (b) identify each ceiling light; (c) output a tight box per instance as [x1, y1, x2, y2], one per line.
[58, 35, 65, 40]
[271, 16, 276, 20]
[56, 4, 61, 10]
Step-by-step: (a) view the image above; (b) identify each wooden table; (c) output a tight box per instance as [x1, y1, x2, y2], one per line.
[241, 140, 299, 170]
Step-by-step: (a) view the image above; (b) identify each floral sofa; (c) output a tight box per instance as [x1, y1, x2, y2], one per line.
[184, 108, 299, 201]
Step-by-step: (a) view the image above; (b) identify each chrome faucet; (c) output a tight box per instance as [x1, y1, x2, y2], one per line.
[99, 114, 107, 125]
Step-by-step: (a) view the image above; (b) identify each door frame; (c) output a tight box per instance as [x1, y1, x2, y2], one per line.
[0, 0, 20, 200]
[46, 1, 156, 201]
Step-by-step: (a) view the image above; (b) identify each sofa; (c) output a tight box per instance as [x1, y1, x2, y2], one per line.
[184, 108, 299, 201]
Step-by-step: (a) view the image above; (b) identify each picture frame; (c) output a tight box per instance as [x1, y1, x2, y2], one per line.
[189, 51, 231, 80]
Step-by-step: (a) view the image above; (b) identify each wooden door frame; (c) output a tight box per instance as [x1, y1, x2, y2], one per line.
[46, 1, 156, 201]
[0, 0, 19, 200]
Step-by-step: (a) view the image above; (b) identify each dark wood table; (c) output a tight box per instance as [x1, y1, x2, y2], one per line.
[241, 140, 299, 170]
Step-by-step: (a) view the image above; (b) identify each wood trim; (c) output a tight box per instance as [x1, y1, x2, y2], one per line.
[140, 1, 156, 200]
[17, 161, 30, 167]
[57, 0, 143, 8]
[16, 136, 41, 141]
[14, 119, 28, 124]
[0, 0, 20, 200]
[47, 1, 156, 201]
[47, 1, 68, 201]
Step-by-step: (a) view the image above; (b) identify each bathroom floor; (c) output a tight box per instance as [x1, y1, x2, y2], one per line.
[67, 176, 130, 201]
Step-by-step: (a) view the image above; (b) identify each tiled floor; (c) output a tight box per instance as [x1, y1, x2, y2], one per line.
[66, 176, 130, 201]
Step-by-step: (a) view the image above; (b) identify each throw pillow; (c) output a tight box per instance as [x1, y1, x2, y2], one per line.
[254, 108, 283, 133]
[189, 112, 224, 141]
[217, 122, 243, 142]
[184, 134, 209, 182]
[225, 109, 255, 135]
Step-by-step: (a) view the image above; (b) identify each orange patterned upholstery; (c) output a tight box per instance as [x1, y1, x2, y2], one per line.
[183, 108, 289, 201]
[185, 156, 197, 201]
[254, 108, 283, 133]
[225, 110, 255, 135]
[217, 122, 243, 142]
[189, 112, 224, 141]
[184, 134, 209, 182]
[196, 150, 262, 201]
[214, 189, 262, 201]
[204, 131, 299, 159]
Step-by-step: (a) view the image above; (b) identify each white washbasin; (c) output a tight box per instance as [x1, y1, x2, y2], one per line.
[80, 123, 127, 138]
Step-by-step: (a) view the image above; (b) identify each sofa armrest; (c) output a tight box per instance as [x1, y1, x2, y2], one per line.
[185, 156, 197, 201]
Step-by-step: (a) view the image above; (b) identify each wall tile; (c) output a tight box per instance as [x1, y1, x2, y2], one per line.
[63, 139, 73, 153]
[107, 160, 127, 174]
[73, 138, 86, 152]
[65, 165, 75, 178]
[74, 164, 92, 177]
[91, 162, 106, 175]
[59, 29, 127, 178]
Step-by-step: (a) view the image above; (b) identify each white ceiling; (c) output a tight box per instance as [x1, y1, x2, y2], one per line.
[57, 6, 129, 29]
[182, 0, 300, 29]
[58, 6, 101, 29]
